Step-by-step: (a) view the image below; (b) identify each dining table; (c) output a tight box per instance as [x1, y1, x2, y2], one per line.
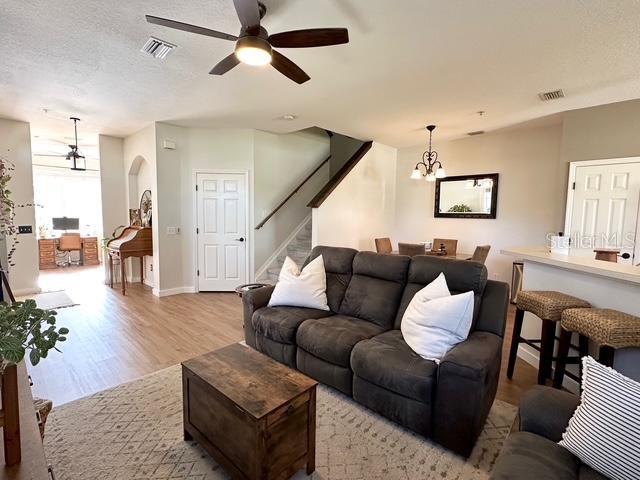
[391, 250, 472, 260]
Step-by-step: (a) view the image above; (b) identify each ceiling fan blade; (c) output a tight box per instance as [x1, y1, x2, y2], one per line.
[269, 28, 349, 48]
[233, 0, 261, 33]
[271, 51, 310, 84]
[146, 15, 237, 41]
[209, 54, 241, 75]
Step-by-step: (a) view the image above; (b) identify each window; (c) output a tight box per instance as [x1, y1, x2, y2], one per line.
[32, 165, 103, 239]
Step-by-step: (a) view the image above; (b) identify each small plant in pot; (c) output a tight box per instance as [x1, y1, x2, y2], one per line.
[0, 300, 69, 373]
[0, 300, 68, 465]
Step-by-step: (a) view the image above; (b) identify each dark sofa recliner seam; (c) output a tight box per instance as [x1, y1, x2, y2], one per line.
[242, 246, 509, 457]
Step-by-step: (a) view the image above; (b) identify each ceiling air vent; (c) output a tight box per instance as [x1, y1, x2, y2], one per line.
[141, 37, 176, 59]
[467, 130, 485, 136]
[538, 89, 565, 101]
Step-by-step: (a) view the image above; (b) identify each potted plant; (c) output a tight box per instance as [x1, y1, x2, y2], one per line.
[0, 300, 68, 465]
[0, 300, 68, 373]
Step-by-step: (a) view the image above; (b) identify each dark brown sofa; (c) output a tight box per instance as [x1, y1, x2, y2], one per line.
[243, 245, 509, 457]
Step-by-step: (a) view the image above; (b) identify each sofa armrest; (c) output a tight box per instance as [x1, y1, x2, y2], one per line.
[433, 331, 503, 457]
[518, 386, 579, 442]
[242, 285, 275, 348]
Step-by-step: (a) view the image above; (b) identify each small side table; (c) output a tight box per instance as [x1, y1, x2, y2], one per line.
[234, 283, 271, 298]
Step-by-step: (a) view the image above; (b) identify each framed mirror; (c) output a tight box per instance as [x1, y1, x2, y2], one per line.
[434, 173, 499, 219]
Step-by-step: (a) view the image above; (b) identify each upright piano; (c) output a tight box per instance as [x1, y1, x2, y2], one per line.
[107, 226, 152, 295]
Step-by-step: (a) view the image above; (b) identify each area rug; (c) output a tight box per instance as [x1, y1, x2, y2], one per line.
[17, 290, 78, 310]
[44, 364, 517, 480]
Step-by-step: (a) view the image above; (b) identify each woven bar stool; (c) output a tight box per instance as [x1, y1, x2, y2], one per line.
[553, 308, 640, 388]
[507, 291, 590, 385]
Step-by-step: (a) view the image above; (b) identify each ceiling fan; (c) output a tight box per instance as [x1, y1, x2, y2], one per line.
[66, 117, 86, 171]
[33, 117, 87, 171]
[146, 0, 349, 84]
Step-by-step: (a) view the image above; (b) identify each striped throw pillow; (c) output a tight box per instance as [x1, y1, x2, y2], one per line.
[559, 356, 640, 480]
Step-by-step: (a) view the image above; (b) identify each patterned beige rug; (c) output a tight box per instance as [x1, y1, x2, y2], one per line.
[44, 364, 516, 480]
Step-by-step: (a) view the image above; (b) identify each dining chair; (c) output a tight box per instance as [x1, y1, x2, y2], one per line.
[469, 245, 491, 264]
[398, 242, 426, 257]
[58, 233, 82, 266]
[375, 237, 393, 254]
[432, 238, 458, 256]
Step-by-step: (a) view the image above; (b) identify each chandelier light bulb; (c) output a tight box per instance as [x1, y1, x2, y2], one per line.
[410, 168, 422, 180]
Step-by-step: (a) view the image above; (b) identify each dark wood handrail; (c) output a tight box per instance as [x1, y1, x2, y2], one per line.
[255, 155, 331, 230]
[307, 141, 373, 208]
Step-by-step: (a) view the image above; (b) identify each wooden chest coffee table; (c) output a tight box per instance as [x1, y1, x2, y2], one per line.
[182, 343, 318, 480]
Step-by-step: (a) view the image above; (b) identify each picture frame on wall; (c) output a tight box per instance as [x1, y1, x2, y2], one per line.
[129, 209, 142, 226]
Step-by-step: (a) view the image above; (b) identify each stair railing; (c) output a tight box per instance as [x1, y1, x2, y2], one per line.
[255, 155, 331, 230]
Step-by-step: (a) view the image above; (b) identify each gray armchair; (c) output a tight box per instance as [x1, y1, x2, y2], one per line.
[491, 386, 609, 480]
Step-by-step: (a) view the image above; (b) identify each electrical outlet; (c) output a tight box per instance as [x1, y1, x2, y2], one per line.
[18, 225, 33, 234]
[493, 273, 500, 280]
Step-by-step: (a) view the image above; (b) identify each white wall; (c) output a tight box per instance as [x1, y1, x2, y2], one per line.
[395, 124, 563, 282]
[254, 129, 330, 270]
[123, 124, 158, 289]
[313, 142, 397, 250]
[178, 127, 255, 292]
[0, 118, 39, 295]
[557, 99, 640, 228]
[98, 135, 127, 240]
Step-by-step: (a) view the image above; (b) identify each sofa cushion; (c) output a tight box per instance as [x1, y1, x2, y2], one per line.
[268, 255, 329, 311]
[351, 330, 437, 403]
[296, 314, 385, 367]
[339, 252, 410, 329]
[305, 246, 358, 312]
[491, 431, 579, 480]
[252, 306, 333, 344]
[394, 255, 488, 329]
[578, 466, 609, 480]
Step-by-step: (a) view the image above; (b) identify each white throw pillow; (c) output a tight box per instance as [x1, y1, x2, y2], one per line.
[559, 356, 640, 480]
[401, 273, 474, 363]
[268, 255, 329, 311]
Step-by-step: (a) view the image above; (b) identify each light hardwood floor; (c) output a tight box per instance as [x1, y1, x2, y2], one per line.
[30, 265, 537, 407]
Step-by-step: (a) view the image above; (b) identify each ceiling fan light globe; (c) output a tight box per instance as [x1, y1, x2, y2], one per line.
[235, 36, 272, 66]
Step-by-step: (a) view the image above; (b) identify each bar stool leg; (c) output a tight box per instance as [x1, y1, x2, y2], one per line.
[598, 345, 615, 368]
[553, 328, 572, 388]
[578, 334, 589, 378]
[538, 319, 555, 385]
[507, 308, 525, 379]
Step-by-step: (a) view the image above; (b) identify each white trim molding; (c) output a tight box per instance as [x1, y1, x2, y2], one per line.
[12, 287, 42, 297]
[154, 286, 197, 297]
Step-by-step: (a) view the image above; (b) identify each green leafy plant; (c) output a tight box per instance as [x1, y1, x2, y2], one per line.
[0, 300, 69, 373]
[0, 154, 40, 267]
[447, 203, 473, 213]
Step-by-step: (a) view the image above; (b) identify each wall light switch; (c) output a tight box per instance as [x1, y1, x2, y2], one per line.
[166, 226, 177, 235]
[162, 139, 176, 150]
[18, 225, 33, 234]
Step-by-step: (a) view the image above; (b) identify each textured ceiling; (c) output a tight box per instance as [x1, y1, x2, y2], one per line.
[1, 0, 640, 147]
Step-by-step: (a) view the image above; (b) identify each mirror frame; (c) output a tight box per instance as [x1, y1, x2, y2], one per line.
[434, 173, 499, 219]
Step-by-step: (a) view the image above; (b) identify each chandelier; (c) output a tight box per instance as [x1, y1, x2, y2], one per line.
[410, 125, 446, 182]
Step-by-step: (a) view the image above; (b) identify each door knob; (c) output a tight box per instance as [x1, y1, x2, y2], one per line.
[235, 237, 245, 242]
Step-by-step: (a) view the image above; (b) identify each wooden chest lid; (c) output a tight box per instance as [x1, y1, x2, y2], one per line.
[182, 343, 317, 419]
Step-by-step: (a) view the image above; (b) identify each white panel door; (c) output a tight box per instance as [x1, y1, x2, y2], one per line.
[569, 162, 640, 263]
[196, 173, 247, 291]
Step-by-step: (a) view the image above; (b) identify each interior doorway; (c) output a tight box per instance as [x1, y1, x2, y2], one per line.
[565, 157, 640, 264]
[30, 133, 105, 290]
[195, 171, 249, 291]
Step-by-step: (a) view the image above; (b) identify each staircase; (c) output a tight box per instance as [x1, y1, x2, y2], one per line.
[256, 218, 312, 284]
